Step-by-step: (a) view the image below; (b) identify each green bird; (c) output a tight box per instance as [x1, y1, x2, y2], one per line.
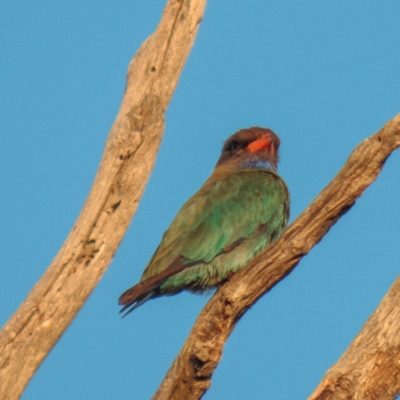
[119, 127, 290, 316]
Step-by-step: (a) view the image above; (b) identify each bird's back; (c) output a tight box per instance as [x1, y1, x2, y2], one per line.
[140, 168, 289, 294]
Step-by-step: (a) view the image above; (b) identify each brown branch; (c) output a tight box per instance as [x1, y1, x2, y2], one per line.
[152, 114, 400, 400]
[0, 1, 206, 399]
[308, 276, 400, 400]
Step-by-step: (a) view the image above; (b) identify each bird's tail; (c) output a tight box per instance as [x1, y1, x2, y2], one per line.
[118, 257, 196, 317]
[118, 279, 161, 317]
[119, 287, 156, 317]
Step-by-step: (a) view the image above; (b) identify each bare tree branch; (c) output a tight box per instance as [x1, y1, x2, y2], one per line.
[153, 114, 400, 400]
[309, 276, 400, 400]
[0, 1, 207, 399]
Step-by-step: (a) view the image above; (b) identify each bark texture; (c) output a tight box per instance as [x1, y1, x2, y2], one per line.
[0, 1, 207, 399]
[152, 115, 400, 400]
[309, 276, 400, 400]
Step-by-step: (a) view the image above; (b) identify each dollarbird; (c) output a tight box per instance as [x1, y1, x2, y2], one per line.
[119, 127, 290, 316]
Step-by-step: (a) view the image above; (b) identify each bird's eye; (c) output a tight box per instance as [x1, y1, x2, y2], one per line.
[227, 140, 240, 152]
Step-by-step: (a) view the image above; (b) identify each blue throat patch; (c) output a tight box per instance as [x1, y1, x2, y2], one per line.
[240, 159, 276, 172]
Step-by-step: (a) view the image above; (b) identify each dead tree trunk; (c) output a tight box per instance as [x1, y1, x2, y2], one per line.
[0, 1, 207, 399]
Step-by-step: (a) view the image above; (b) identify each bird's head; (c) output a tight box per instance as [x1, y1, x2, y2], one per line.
[216, 127, 280, 172]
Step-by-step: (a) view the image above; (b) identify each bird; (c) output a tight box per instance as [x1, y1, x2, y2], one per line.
[119, 127, 290, 316]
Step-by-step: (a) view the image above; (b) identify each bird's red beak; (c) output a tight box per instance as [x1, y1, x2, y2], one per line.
[247, 134, 274, 154]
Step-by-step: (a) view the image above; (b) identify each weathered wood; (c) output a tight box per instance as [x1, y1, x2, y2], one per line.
[153, 115, 400, 400]
[309, 276, 400, 400]
[0, 1, 207, 399]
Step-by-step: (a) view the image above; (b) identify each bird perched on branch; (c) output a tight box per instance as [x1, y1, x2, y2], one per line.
[119, 127, 290, 316]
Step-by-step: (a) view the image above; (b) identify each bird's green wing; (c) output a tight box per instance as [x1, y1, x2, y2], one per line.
[141, 169, 289, 281]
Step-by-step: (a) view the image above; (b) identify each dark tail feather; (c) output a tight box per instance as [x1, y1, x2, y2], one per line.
[118, 279, 161, 317]
[119, 290, 155, 318]
[118, 257, 197, 317]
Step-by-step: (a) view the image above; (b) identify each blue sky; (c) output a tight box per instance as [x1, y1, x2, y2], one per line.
[1, 1, 400, 399]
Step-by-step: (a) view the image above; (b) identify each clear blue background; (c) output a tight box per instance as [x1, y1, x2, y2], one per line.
[1, 1, 399, 399]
